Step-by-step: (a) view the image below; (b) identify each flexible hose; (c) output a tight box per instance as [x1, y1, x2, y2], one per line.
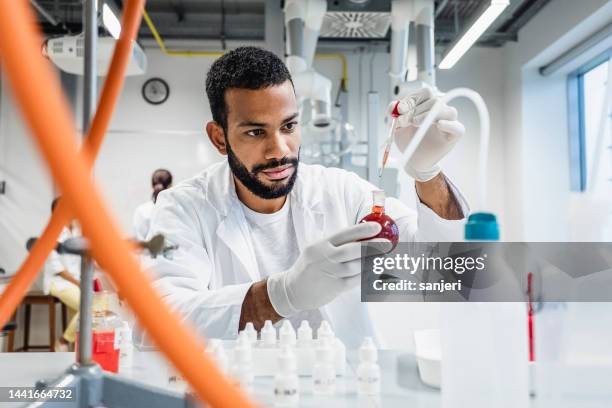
[400, 87, 491, 211]
[0, 2, 255, 407]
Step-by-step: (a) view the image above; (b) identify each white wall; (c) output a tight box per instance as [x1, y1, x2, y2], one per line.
[0, 69, 69, 348]
[502, 0, 612, 241]
[95, 50, 224, 233]
[0, 74, 55, 275]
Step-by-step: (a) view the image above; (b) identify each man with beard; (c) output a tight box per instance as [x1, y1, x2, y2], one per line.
[146, 47, 467, 347]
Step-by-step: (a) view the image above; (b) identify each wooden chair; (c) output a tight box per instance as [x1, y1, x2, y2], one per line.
[14, 292, 68, 352]
[1, 321, 17, 352]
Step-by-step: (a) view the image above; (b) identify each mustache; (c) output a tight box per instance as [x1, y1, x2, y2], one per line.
[252, 156, 299, 174]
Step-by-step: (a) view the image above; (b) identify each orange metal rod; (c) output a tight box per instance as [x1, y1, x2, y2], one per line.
[0, 0, 145, 330]
[0, 2, 256, 407]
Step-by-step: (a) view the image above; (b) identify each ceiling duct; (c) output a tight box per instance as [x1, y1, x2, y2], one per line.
[320, 0, 392, 39]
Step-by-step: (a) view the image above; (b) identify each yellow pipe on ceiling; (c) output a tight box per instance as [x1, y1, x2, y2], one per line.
[142, 9, 348, 89]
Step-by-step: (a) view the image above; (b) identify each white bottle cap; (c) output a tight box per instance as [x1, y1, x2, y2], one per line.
[244, 322, 258, 344]
[317, 320, 334, 340]
[279, 320, 296, 346]
[237, 330, 251, 345]
[359, 337, 378, 363]
[261, 319, 277, 346]
[297, 320, 312, 342]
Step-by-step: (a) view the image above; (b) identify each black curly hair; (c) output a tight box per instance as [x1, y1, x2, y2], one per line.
[205, 46, 293, 133]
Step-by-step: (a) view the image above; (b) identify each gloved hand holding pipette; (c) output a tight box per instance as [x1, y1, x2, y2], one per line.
[387, 87, 465, 182]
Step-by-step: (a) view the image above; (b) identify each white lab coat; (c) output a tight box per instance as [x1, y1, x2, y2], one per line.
[133, 200, 155, 241]
[145, 162, 468, 348]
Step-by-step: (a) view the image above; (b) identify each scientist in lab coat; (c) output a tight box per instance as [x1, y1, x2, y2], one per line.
[146, 47, 467, 348]
[132, 168, 173, 241]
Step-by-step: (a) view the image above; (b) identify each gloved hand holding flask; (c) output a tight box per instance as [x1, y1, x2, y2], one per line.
[267, 222, 391, 317]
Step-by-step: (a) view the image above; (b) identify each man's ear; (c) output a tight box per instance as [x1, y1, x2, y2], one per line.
[206, 121, 227, 155]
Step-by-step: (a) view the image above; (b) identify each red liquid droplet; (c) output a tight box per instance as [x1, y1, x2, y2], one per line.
[358, 208, 399, 250]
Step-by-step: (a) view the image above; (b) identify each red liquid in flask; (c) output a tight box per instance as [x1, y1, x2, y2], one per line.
[359, 190, 399, 250]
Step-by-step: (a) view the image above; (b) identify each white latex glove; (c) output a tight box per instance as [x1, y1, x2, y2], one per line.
[267, 222, 391, 317]
[389, 87, 465, 182]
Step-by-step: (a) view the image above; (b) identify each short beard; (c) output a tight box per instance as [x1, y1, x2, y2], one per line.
[226, 137, 299, 200]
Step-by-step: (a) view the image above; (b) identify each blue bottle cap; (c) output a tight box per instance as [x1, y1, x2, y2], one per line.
[465, 212, 499, 241]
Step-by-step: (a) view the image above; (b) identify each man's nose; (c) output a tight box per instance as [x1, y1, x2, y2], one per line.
[265, 131, 291, 160]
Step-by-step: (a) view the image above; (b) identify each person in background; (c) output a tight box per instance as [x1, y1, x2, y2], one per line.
[44, 197, 81, 352]
[132, 169, 173, 241]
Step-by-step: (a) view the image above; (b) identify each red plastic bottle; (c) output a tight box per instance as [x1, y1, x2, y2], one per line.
[359, 190, 399, 250]
[75, 290, 121, 373]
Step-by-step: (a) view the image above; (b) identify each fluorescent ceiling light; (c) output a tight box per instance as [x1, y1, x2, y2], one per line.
[102, 3, 121, 39]
[439, 0, 509, 69]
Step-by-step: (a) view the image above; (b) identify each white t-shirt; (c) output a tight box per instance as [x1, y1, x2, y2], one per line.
[240, 197, 322, 331]
[133, 200, 155, 241]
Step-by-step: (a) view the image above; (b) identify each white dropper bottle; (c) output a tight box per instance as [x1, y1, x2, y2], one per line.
[244, 322, 258, 345]
[312, 337, 336, 395]
[357, 337, 381, 395]
[273, 346, 299, 407]
[279, 320, 296, 348]
[261, 319, 277, 348]
[297, 320, 312, 348]
[230, 332, 254, 392]
[317, 320, 333, 345]
[118, 321, 134, 373]
[317, 320, 346, 375]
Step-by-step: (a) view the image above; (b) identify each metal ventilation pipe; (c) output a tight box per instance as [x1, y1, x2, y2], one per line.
[414, 0, 435, 86]
[390, 0, 436, 97]
[284, 0, 333, 129]
[390, 0, 412, 96]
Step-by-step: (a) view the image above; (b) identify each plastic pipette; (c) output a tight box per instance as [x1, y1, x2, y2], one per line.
[379, 101, 400, 178]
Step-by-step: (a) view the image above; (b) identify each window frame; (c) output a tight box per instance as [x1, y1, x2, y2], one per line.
[567, 49, 611, 192]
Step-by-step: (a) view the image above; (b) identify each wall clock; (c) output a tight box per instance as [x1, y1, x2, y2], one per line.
[142, 77, 169, 105]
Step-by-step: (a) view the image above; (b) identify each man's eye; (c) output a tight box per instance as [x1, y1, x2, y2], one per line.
[283, 121, 298, 132]
[246, 129, 264, 137]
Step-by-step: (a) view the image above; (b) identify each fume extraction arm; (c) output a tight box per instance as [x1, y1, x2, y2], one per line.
[284, 0, 334, 130]
[389, 0, 436, 96]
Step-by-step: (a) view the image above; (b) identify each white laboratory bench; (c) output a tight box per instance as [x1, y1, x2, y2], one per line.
[0, 350, 435, 408]
[0, 350, 611, 408]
